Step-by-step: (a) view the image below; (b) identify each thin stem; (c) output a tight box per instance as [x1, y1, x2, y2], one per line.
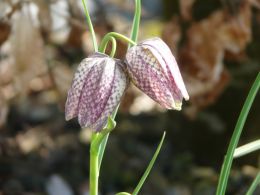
[99, 32, 136, 53]
[96, 0, 141, 174]
[81, 0, 98, 52]
[129, 0, 141, 47]
[90, 135, 100, 195]
[109, 36, 117, 57]
[246, 171, 260, 195]
[99, 36, 117, 57]
[216, 72, 260, 195]
[89, 118, 115, 195]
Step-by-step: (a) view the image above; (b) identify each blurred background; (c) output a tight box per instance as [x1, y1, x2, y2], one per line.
[0, 0, 260, 194]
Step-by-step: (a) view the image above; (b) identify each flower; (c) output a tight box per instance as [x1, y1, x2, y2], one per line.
[65, 52, 128, 131]
[125, 37, 189, 110]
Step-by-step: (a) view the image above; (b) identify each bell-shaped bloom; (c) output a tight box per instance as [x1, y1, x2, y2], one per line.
[65, 52, 128, 131]
[125, 37, 189, 110]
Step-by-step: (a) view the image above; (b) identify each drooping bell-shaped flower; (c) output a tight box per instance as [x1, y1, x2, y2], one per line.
[125, 37, 189, 110]
[65, 52, 128, 131]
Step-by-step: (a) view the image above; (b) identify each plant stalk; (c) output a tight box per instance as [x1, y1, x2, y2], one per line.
[99, 32, 136, 53]
[129, 0, 141, 47]
[90, 134, 99, 195]
[81, 0, 98, 52]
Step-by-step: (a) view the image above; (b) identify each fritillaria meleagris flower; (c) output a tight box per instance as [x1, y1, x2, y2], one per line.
[65, 52, 128, 131]
[125, 37, 189, 110]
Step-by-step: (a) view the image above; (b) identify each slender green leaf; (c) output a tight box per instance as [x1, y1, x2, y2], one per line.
[132, 131, 166, 195]
[216, 72, 260, 195]
[98, 116, 116, 169]
[246, 172, 260, 195]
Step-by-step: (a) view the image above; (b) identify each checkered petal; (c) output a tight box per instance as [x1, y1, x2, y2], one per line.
[65, 53, 129, 131]
[65, 52, 128, 132]
[83, 62, 129, 131]
[65, 53, 107, 121]
[126, 38, 189, 110]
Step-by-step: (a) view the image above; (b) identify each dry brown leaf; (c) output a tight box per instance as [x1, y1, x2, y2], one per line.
[0, 21, 11, 46]
[249, 0, 260, 8]
[34, 0, 53, 37]
[11, 9, 47, 94]
[0, 91, 8, 128]
[162, 16, 181, 54]
[180, 0, 195, 21]
[178, 1, 252, 115]
[66, 23, 85, 48]
[51, 62, 73, 97]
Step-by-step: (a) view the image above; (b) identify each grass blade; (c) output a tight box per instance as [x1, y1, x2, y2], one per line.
[246, 172, 260, 195]
[216, 72, 260, 195]
[132, 131, 166, 195]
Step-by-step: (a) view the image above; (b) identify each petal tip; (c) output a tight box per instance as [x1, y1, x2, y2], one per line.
[65, 113, 74, 121]
[184, 95, 189, 101]
[171, 101, 182, 111]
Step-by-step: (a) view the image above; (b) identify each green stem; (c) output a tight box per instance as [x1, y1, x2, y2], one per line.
[246, 171, 260, 195]
[81, 0, 98, 52]
[216, 72, 260, 195]
[99, 32, 136, 53]
[98, 36, 117, 57]
[129, 0, 141, 47]
[89, 117, 116, 195]
[109, 36, 117, 57]
[90, 134, 100, 195]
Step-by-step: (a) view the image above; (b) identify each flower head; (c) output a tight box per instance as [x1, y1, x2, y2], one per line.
[65, 52, 128, 131]
[125, 37, 189, 110]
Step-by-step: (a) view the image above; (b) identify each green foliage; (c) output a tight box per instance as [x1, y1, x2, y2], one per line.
[216, 72, 260, 195]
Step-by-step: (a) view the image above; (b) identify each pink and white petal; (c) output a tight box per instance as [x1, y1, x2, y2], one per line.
[141, 44, 184, 103]
[126, 47, 176, 109]
[90, 65, 129, 131]
[65, 53, 110, 120]
[65, 57, 96, 120]
[142, 38, 189, 100]
[78, 58, 116, 129]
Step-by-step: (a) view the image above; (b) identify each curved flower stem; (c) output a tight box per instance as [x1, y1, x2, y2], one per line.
[129, 0, 141, 48]
[109, 36, 117, 57]
[81, 0, 98, 52]
[216, 72, 260, 195]
[99, 36, 117, 57]
[99, 32, 136, 53]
